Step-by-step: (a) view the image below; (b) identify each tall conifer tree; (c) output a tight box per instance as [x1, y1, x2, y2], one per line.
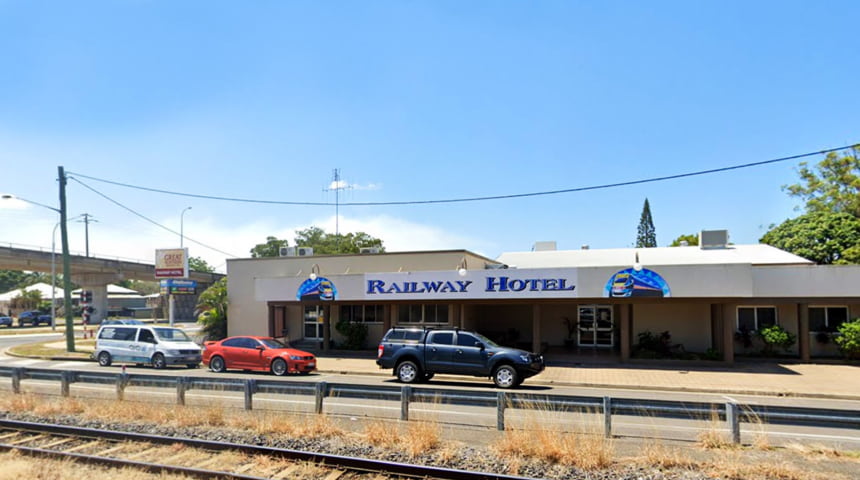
[636, 198, 657, 248]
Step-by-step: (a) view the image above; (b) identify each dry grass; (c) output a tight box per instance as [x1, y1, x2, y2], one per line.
[492, 406, 614, 470]
[363, 419, 400, 447]
[0, 450, 192, 480]
[1, 392, 857, 480]
[637, 441, 698, 470]
[696, 409, 734, 450]
[403, 420, 441, 457]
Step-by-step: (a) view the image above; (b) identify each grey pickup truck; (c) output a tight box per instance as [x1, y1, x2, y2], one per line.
[376, 327, 545, 388]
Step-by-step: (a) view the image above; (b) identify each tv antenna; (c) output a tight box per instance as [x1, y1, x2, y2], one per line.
[324, 168, 352, 249]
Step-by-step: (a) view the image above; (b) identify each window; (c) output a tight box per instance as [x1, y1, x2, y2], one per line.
[397, 304, 449, 324]
[809, 306, 848, 332]
[737, 306, 777, 331]
[340, 304, 384, 323]
[428, 332, 454, 345]
[457, 332, 479, 347]
[138, 329, 156, 344]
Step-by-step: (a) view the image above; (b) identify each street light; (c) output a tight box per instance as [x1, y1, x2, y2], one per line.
[0, 193, 69, 339]
[180, 206, 192, 248]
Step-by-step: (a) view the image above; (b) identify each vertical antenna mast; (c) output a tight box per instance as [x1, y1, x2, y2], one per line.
[324, 168, 352, 251]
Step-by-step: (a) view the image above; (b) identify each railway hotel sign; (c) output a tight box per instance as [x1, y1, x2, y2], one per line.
[364, 269, 578, 300]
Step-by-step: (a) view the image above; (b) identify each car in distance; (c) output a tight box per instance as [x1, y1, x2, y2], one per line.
[101, 319, 145, 326]
[376, 327, 545, 388]
[203, 336, 316, 376]
[17, 311, 47, 327]
[0, 316, 12, 327]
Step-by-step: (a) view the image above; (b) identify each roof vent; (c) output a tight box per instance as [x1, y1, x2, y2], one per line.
[359, 247, 380, 254]
[699, 230, 729, 249]
[532, 241, 557, 252]
[679, 240, 689, 247]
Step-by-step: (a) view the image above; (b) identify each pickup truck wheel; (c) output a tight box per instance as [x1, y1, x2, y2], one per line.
[396, 360, 421, 384]
[492, 365, 518, 388]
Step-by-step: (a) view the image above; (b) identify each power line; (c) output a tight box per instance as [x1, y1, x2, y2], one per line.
[68, 144, 856, 206]
[68, 176, 241, 259]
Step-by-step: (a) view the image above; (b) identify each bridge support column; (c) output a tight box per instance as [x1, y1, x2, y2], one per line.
[72, 272, 125, 326]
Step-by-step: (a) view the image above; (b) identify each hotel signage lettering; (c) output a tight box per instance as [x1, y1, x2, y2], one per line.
[364, 269, 578, 300]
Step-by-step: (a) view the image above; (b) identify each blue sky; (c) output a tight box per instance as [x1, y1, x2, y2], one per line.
[1, 1, 858, 273]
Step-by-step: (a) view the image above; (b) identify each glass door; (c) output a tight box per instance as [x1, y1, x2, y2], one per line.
[578, 305, 614, 347]
[303, 306, 324, 340]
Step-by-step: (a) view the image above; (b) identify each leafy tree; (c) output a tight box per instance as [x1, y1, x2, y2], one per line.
[9, 289, 42, 311]
[669, 233, 699, 247]
[196, 277, 227, 340]
[834, 318, 860, 360]
[636, 198, 657, 248]
[293, 226, 385, 255]
[117, 279, 161, 295]
[189, 256, 215, 273]
[0, 270, 36, 293]
[784, 145, 860, 218]
[760, 211, 860, 264]
[757, 324, 796, 356]
[250, 236, 289, 258]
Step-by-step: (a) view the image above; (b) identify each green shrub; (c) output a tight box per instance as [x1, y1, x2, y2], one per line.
[834, 318, 860, 360]
[335, 319, 368, 350]
[756, 324, 796, 356]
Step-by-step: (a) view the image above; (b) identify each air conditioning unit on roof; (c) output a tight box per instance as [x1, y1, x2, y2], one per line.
[296, 247, 313, 256]
[359, 247, 380, 254]
[699, 229, 729, 249]
[279, 247, 293, 257]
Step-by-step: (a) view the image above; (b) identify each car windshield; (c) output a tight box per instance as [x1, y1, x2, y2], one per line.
[473, 333, 500, 348]
[153, 328, 191, 342]
[259, 338, 288, 349]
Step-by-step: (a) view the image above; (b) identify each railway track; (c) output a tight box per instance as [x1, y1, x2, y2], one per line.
[0, 418, 530, 480]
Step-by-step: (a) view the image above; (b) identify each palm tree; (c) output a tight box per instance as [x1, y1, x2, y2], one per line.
[196, 278, 227, 340]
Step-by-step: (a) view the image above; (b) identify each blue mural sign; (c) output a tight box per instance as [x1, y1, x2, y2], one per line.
[604, 268, 670, 298]
[296, 277, 337, 301]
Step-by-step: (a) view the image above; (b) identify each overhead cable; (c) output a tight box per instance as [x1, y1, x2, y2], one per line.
[69, 176, 241, 259]
[68, 144, 856, 206]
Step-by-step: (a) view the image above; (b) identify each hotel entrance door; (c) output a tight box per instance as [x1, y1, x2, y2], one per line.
[577, 305, 614, 347]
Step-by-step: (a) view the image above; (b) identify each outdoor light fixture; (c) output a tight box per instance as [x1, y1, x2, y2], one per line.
[180, 206, 192, 248]
[457, 257, 467, 277]
[633, 252, 643, 272]
[3, 175, 77, 352]
[309, 263, 320, 281]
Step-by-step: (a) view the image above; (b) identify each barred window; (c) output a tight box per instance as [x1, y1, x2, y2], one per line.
[737, 306, 777, 331]
[809, 306, 848, 332]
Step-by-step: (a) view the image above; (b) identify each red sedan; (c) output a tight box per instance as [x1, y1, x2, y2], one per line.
[202, 336, 316, 376]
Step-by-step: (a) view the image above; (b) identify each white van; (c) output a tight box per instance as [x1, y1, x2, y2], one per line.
[95, 325, 202, 369]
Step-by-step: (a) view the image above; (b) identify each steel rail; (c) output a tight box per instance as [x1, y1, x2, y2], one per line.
[0, 419, 534, 480]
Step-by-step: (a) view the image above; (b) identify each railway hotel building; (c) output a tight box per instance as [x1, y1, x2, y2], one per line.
[226, 230, 860, 364]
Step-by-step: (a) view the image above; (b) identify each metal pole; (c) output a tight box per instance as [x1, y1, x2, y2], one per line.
[58, 166, 75, 352]
[51, 222, 59, 331]
[180, 207, 191, 248]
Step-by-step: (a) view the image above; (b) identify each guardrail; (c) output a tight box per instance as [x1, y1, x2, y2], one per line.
[1, 366, 857, 444]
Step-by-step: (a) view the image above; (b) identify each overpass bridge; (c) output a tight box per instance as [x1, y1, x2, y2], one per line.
[0, 244, 224, 322]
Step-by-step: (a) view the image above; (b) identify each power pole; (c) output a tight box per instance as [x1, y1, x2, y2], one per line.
[58, 166, 76, 352]
[324, 168, 351, 252]
[78, 213, 97, 257]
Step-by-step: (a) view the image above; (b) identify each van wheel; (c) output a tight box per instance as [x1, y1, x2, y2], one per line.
[492, 365, 518, 388]
[152, 353, 166, 370]
[396, 360, 421, 384]
[209, 356, 226, 373]
[271, 358, 288, 376]
[97, 351, 112, 367]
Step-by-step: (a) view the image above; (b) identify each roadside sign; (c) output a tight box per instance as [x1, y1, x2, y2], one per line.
[160, 279, 197, 295]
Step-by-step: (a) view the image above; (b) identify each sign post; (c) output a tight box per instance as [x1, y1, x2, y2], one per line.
[154, 248, 189, 326]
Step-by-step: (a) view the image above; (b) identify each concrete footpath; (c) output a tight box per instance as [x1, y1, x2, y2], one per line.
[316, 354, 860, 400]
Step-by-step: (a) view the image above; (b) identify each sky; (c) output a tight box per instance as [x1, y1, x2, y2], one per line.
[1, 1, 858, 274]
